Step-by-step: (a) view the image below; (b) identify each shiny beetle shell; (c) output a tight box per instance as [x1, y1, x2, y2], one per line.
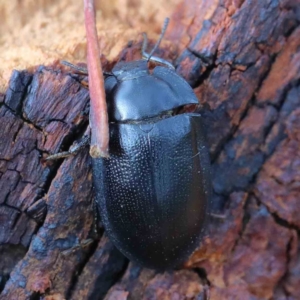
[92, 60, 211, 270]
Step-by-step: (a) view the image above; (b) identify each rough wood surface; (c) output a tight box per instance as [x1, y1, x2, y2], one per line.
[1, 0, 300, 299]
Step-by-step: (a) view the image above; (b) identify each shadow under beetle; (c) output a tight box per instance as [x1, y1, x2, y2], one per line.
[48, 18, 211, 270]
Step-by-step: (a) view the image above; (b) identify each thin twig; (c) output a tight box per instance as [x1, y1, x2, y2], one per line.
[84, 0, 109, 158]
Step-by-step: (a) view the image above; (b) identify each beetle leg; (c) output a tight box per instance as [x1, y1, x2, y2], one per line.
[61, 60, 112, 76]
[46, 135, 90, 161]
[209, 212, 226, 219]
[61, 60, 89, 74]
[61, 238, 94, 256]
[92, 195, 102, 235]
[80, 80, 89, 89]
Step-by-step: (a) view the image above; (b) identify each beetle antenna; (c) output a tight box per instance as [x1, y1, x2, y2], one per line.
[141, 32, 148, 57]
[142, 18, 174, 69]
[148, 18, 169, 60]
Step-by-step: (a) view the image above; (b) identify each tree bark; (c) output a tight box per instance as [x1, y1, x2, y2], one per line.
[1, 0, 300, 299]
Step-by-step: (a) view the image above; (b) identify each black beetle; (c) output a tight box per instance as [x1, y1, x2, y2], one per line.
[48, 13, 211, 270]
[92, 27, 211, 269]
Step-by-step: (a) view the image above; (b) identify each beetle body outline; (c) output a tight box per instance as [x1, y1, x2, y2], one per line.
[92, 59, 211, 270]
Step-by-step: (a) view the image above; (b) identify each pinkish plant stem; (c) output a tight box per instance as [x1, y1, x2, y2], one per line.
[84, 0, 109, 158]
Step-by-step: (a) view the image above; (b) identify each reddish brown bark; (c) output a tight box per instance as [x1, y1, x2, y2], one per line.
[1, 0, 300, 299]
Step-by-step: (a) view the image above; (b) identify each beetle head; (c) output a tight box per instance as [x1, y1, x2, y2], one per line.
[112, 60, 149, 81]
